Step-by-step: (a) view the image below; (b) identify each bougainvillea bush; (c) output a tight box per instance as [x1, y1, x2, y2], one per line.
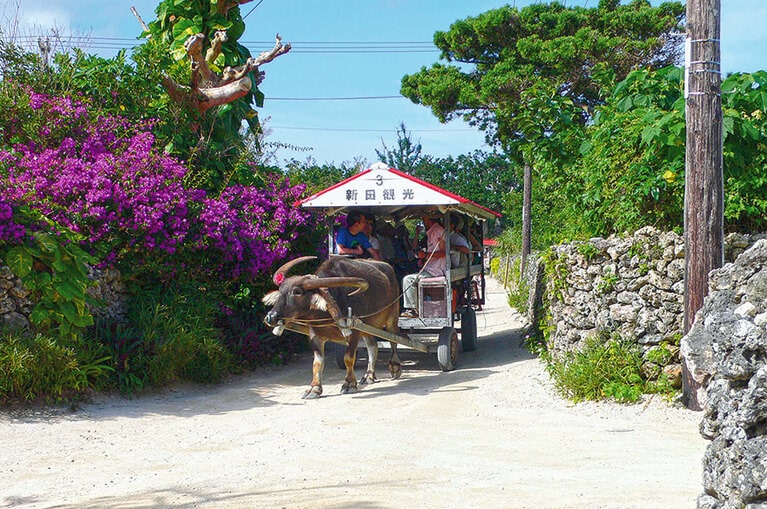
[0, 82, 320, 399]
[0, 84, 315, 283]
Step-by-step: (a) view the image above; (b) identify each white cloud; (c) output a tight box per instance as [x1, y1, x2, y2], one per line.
[7, 2, 73, 33]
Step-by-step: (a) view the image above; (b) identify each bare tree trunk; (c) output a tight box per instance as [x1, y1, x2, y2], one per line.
[520, 163, 532, 280]
[682, 0, 723, 410]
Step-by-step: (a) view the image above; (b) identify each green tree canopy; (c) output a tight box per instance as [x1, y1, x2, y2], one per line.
[401, 0, 685, 150]
[375, 122, 424, 172]
[501, 66, 767, 249]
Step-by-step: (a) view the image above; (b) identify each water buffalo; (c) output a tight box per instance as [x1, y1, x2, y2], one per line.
[262, 255, 402, 399]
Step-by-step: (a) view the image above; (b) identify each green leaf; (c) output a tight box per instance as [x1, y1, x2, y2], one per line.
[741, 121, 760, 140]
[35, 232, 58, 253]
[616, 96, 633, 112]
[29, 305, 50, 326]
[60, 301, 91, 327]
[228, 19, 245, 41]
[73, 314, 94, 328]
[172, 18, 195, 40]
[216, 103, 233, 117]
[254, 88, 265, 108]
[6, 247, 33, 278]
[54, 281, 83, 301]
[578, 140, 593, 155]
[723, 115, 735, 136]
[32, 272, 52, 288]
[209, 15, 233, 31]
[640, 125, 660, 145]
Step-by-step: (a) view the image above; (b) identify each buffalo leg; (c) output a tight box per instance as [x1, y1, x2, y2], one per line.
[359, 336, 378, 385]
[384, 307, 402, 380]
[340, 337, 359, 394]
[302, 335, 324, 399]
[388, 341, 402, 380]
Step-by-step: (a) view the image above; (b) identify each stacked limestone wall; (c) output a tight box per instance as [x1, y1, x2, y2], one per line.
[532, 227, 766, 375]
[682, 240, 767, 508]
[545, 227, 685, 358]
[522, 229, 767, 508]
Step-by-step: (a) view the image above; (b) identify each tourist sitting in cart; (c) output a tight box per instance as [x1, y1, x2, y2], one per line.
[388, 222, 417, 281]
[335, 210, 381, 260]
[448, 213, 471, 267]
[400, 214, 446, 318]
[373, 220, 397, 264]
[362, 216, 383, 260]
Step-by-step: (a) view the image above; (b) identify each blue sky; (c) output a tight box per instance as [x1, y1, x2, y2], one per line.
[4, 0, 766, 166]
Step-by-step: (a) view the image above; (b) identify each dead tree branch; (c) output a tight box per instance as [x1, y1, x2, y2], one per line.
[161, 32, 290, 115]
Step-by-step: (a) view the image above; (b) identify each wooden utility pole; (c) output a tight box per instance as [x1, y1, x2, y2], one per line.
[520, 163, 532, 279]
[682, 0, 723, 410]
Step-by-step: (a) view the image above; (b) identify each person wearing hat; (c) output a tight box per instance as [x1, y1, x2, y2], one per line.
[400, 214, 446, 318]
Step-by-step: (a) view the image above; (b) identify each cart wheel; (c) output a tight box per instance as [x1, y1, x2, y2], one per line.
[437, 326, 459, 371]
[461, 308, 478, 352]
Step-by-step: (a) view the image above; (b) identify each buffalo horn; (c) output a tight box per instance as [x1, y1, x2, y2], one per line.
[273, 255, 318, 285]
[301, 277, 369, 296]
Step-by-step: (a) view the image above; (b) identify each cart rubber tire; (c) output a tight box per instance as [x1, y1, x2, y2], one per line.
[437, 326, 459, 371]
[461, 308, 478, 352]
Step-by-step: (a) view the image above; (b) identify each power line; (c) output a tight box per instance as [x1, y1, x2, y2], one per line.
[271, 125, 477, 133]
[241, 0, 265, 20]
[9, 35, 434, 45]
[268, 96, 404, 101]
[6, 35, 437, 54]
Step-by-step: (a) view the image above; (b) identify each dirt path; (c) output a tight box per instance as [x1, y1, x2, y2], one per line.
[1, 277, 706, 509]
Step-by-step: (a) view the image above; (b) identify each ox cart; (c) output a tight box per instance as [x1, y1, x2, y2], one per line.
[291, 162, 500, 372]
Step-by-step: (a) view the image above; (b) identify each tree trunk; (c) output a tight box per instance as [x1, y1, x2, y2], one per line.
[682, 0, 723, 410]
[520, 163, 532, 280]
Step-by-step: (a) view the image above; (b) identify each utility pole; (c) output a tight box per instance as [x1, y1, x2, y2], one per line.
[37, 37, 51, 69]
[520, 162, 532, 279]
[682, 0, 723, 410]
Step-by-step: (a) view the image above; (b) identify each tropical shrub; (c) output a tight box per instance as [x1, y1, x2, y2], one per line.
[546, 332, 675, 403]
[0, 330, 112, 403]
[0, 81, 320, 401]
[562, 66, 767, 238]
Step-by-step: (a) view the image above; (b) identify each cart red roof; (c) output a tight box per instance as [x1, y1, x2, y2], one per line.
[298, 162, 501, 220]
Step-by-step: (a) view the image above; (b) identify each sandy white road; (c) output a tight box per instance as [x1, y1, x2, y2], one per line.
[1, 276, 706, 508]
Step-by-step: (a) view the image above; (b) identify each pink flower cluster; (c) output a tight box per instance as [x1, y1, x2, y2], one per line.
[0, 88, 315, 281]
[196, 178, 310, 279]
[0, 198, 26, 244]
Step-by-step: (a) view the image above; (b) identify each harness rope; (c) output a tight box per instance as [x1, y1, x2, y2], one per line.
[274, 248, 441, 327]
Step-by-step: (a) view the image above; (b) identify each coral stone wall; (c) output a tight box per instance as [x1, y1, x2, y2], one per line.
[682, 240, 767, 508]
[545, 226, 685, 358]
[537, 227, 766, 373]
[528, 229, 767, 508]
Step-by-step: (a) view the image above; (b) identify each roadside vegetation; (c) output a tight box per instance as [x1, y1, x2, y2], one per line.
[1, 0, 766, 405]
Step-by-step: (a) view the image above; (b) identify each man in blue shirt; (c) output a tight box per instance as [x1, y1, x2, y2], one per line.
[335, 210, 381, 260]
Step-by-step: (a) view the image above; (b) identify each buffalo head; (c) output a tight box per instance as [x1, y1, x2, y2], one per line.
[262, 256, 368, 329]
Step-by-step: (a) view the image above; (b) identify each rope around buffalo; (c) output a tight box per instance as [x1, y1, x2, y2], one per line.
[273, 249, 440, 327]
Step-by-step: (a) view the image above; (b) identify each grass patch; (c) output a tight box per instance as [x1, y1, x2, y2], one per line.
[0, 330, 112, 403]
[546, 332, 674, 404]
